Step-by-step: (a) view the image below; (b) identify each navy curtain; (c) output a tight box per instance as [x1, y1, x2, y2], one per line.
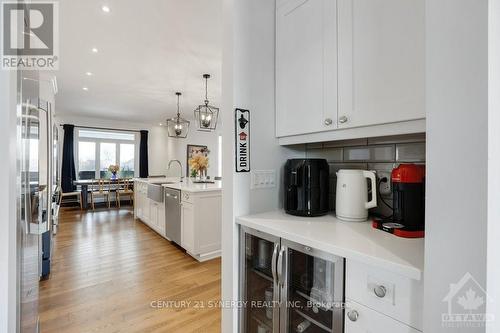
[61, 124, 76, 192]
[139, 130, 149, 178]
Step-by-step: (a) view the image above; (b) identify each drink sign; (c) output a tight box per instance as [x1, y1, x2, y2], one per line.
[235, 109, 250, 172]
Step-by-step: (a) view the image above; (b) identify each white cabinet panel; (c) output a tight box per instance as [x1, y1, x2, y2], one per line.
[181, 201, 195, 254]
[345, 300, 421, 333]
[337, 0, 425, 129]
[276, 0, 338, 137]
[346, 260, 423, 331]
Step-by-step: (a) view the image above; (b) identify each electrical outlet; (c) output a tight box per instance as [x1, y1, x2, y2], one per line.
[377, 171, 392, 195]
[251, 170, 276, 189]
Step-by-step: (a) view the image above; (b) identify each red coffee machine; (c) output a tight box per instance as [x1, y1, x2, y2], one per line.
[373, 164, 425, 238]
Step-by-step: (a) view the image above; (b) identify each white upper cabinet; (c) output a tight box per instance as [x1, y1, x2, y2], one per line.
[275, 0, 425, 139]
[337, 0, 425, 129]
[276, 0, 338, 137]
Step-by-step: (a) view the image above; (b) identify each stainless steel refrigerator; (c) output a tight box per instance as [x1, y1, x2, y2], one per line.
[17, 70, 56, 332]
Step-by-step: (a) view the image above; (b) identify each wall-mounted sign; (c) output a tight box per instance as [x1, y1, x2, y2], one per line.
[235, 108, 250, 172]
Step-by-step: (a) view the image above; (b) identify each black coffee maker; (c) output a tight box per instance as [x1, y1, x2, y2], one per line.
[284, 159, 330, 217]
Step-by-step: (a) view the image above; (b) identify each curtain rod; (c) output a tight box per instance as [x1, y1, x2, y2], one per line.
[70, 125, 145, 133]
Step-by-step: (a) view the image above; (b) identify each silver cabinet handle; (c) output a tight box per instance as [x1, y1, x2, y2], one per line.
[324, 118, 333, 126]
[277, 247, 285, 286]
[271, 243, 279, 284]
[339, 115, 348, 124]
[373, 285, 387, 298]
[347, 310, 359, 322]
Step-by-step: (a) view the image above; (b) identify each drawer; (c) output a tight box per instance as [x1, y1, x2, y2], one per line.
[346, 260, 423, 331]
[181, 191, 194, 204]
[345, 299, 421, 333]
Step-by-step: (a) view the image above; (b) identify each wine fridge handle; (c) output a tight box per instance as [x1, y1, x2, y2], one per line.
[271, 243, 279, 283]
[277, 247, 286, 286]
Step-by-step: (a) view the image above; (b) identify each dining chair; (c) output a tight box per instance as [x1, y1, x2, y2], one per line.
[116, 178, 134, 207]
[90, 179, 111, 210]
[59, 186, 83, 210]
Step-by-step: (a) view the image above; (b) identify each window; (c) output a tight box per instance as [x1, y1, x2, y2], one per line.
[120, 144, 135, 178]
[76, 128, 138, 179]
[78, 142, 96, 180]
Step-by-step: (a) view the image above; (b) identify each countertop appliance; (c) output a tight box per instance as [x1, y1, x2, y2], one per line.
[284, 159, 330, 217]
[165, 187, 181, 244]
[373, 164, 425, 238]
[335, 170, 377, 222]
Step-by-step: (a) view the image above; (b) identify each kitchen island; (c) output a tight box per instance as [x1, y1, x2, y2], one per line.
[134, 178, 222, 262]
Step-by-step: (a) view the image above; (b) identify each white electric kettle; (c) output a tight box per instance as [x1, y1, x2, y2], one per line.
[335, 170, 377, 222]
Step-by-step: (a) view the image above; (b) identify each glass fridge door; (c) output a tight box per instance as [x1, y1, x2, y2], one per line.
[279, 240, 344, 333]
[240, 227, 281, 333]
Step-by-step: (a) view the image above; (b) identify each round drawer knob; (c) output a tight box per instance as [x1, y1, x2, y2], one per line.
[373, 285, 387, 298]
[339, 116, 348, 124]
[324, 118, 333, 126]
[347, 310, 359, 322]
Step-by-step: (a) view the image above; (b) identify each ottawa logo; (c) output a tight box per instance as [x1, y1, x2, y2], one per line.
[442, 272, 493, 328]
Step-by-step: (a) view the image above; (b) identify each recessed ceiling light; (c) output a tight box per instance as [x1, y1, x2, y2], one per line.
[101, 5, 110, 13]
[159, 123, 163, 126]
[91, 47, 98, 53]
[82, 87, 89, 91]
[86, 72, 93, 76]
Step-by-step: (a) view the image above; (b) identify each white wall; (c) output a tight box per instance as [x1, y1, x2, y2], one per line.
[220, 0, 304, 331]
[0, 70, 18, 333]
[165, 129, 221, 178]
[425, 0, 489, 332]
[487, 0, 500, 330]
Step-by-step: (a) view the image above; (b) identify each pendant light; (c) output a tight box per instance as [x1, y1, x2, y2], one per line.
[194, 74, 219, 132]
[167, 92, 190, 138]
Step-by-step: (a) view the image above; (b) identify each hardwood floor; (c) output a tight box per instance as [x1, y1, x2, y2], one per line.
[39, 207, 221, 333]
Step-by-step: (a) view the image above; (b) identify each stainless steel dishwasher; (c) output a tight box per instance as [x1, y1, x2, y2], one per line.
[164, 188, 181, 245]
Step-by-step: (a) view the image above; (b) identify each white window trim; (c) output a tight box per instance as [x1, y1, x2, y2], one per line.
[74, 128, 140, 179]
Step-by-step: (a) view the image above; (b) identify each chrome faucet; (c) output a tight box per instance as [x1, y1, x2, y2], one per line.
[168, 159, 184, 182]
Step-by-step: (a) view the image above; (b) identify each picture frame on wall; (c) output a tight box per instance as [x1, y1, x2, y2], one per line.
[186, 144, 209, 176]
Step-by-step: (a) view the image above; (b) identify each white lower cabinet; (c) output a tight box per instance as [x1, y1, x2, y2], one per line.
[134, 181, 221, 261]
[180, 201, 195, 254]
[149, 200, 165, 236]
[346, 260, 423, 331]
[134, 181, 165, 237]
[345, 300, 420, 333]
[180, 191, 222, 261]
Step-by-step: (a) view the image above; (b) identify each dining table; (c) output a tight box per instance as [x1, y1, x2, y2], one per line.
[72, 179, 131, 209]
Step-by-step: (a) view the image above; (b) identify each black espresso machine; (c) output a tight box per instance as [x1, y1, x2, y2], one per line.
[284, 159, 330, 217]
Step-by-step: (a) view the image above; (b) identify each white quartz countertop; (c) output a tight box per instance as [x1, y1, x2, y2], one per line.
[236, 210, 424, 280]
[162, 180, 222, 193]
[134, 177, 222, 193]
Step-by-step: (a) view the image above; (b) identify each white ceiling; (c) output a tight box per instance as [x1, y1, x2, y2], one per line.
[53, 0, 222, 124]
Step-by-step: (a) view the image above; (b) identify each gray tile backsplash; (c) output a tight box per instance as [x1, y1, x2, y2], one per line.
[343, 145, 395, 162]
[306, 147, 343, 161]
[304, 133, 426, 215]
[396, 142, 426, 162]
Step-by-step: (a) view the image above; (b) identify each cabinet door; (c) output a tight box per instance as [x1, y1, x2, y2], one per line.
[276, 0, 338, 137]
[181, 201, 195, 254]
[345, 300, 421, 333]
[337, 0, 425, 129]
[279, 239, 344, 333]
[240, 227, 281, 333]
[149, 201, 158, 230]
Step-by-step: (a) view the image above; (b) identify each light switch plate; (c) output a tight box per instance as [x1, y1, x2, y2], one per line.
[251, 170, 277, 189]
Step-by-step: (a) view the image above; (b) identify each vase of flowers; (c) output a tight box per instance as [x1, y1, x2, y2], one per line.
[108, 165, 120, 180]
[188, 154, 209, 181]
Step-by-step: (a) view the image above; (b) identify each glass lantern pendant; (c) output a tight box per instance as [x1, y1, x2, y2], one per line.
[167, 92, 190, 138]
[194, 74, 219, 132]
